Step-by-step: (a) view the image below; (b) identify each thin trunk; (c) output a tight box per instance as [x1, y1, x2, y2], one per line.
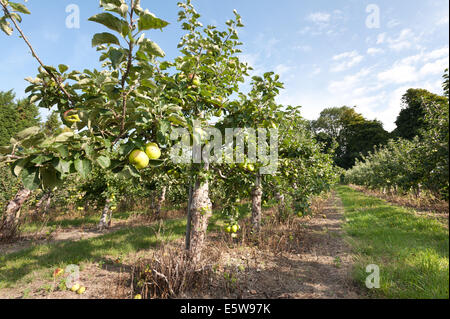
[251, 173, 263, 232]
[185, 184, 193, 251]
[155, 186, 166, 215]
[34, 192, 52, 218]
[187, 165, 212, 264]
[0, 188, 32, 240]
[275, 190, 285, 221]
[98, 199, 111, 231]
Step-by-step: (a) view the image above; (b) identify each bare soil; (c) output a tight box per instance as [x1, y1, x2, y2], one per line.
[183, 193, 362, 299]
[0, 193, 363, 299]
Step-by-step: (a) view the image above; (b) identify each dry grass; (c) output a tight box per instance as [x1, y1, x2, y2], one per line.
[117, 191, 360, 300]
[349, 185, 449, 219]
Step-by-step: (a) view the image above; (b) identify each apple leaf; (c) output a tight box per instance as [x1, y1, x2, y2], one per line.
[138, 10, 169, 31]
[96, 155, 111, 169]
[149, 159, 164, 167]
[40, 166, 60, 190]
[21, 167, 40, 190]
[12, 158, 30, 177]
[0, 17, 13, 36]
[53, 158, 71, 175]
[74, 159, 92, 179]
[109, 49, 125, 69]
[139, 38, 165, 57]
[9, 2, 31, 14]
[15, 126, 40, 141]
[58, 64, 69, 73]
[88, 12, 127, 35]
[92, 32, 121, 47]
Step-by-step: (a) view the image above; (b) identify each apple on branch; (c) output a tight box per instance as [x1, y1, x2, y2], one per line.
[129, 150, 149, 170]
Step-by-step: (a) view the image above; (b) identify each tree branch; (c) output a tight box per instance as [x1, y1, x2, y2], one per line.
[1, 2, 75, 107]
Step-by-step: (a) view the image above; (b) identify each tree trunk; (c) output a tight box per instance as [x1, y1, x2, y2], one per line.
[0, 188, 32, 240]
[275, 191, 285, 221]
[251, 173, 263, 232]
[187, 168, 212, 264]
[34, 192, 52, 218]
[185, 184, 193, 251]
[155, 186, 166, 215]
[98, 199, 111, 231]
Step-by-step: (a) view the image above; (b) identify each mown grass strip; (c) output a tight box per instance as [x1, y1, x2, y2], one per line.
[336, 185, 449, 299]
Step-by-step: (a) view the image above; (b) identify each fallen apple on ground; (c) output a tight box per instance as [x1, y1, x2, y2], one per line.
[77, 286, 86, 294]
[53, 268, 64, 277]
[71, 283, 80, 292]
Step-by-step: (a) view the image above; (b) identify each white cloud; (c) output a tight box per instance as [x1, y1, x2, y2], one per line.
[423, 47, 449, 61]
[419, 57, 449, 76]
[378, 65, 418, 84]
[307, 12, 331, 23]
[328, 68, 372, 94]
[311, 66, 321, 76]
[331, 51, 364, 72]
[436, 15, 449, 25]
[301, 10, 346, 36]
[376, 33, 386, 44]
[386, 28, 418, 51]
[294, 44, 312, 52]
[376, 46, 449, 85]
[367, 47, 385, 56]
[274, 64, 291, 77]
[387, 19, 401, 28]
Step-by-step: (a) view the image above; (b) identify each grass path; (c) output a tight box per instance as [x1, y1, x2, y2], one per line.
[336, 185, 449, 299]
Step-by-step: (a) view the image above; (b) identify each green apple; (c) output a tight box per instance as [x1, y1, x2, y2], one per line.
[247, 164, 255, 172]
[65, 114, 81, 123]
[77, 286, 86, 294]
[145, 142, 161, 160]
[225, 226, 231, 233]
[231, 225, 238, 233]
[71, 283, 80, 292]
[134, 294, 142, 299]
[129, 150, 149, 169]
[63, 109, 81, 123]
[53, 268, 64, 277]
[188, 74, 201, 86]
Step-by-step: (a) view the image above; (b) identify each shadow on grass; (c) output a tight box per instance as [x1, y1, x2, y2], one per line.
[23, 211, 149, 232]
[0, 218, 186, 288]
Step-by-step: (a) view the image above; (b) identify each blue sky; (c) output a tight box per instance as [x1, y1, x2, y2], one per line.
[1, 0, 448, 132]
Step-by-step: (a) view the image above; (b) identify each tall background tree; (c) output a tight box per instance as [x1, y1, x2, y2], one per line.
[0, 90, 40, 146]
[0, 90, 40, 213]
[312, 106, 389, 169]
[392, 88, 447, 140]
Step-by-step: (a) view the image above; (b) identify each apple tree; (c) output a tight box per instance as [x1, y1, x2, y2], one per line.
[0, 0, 184, 239]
